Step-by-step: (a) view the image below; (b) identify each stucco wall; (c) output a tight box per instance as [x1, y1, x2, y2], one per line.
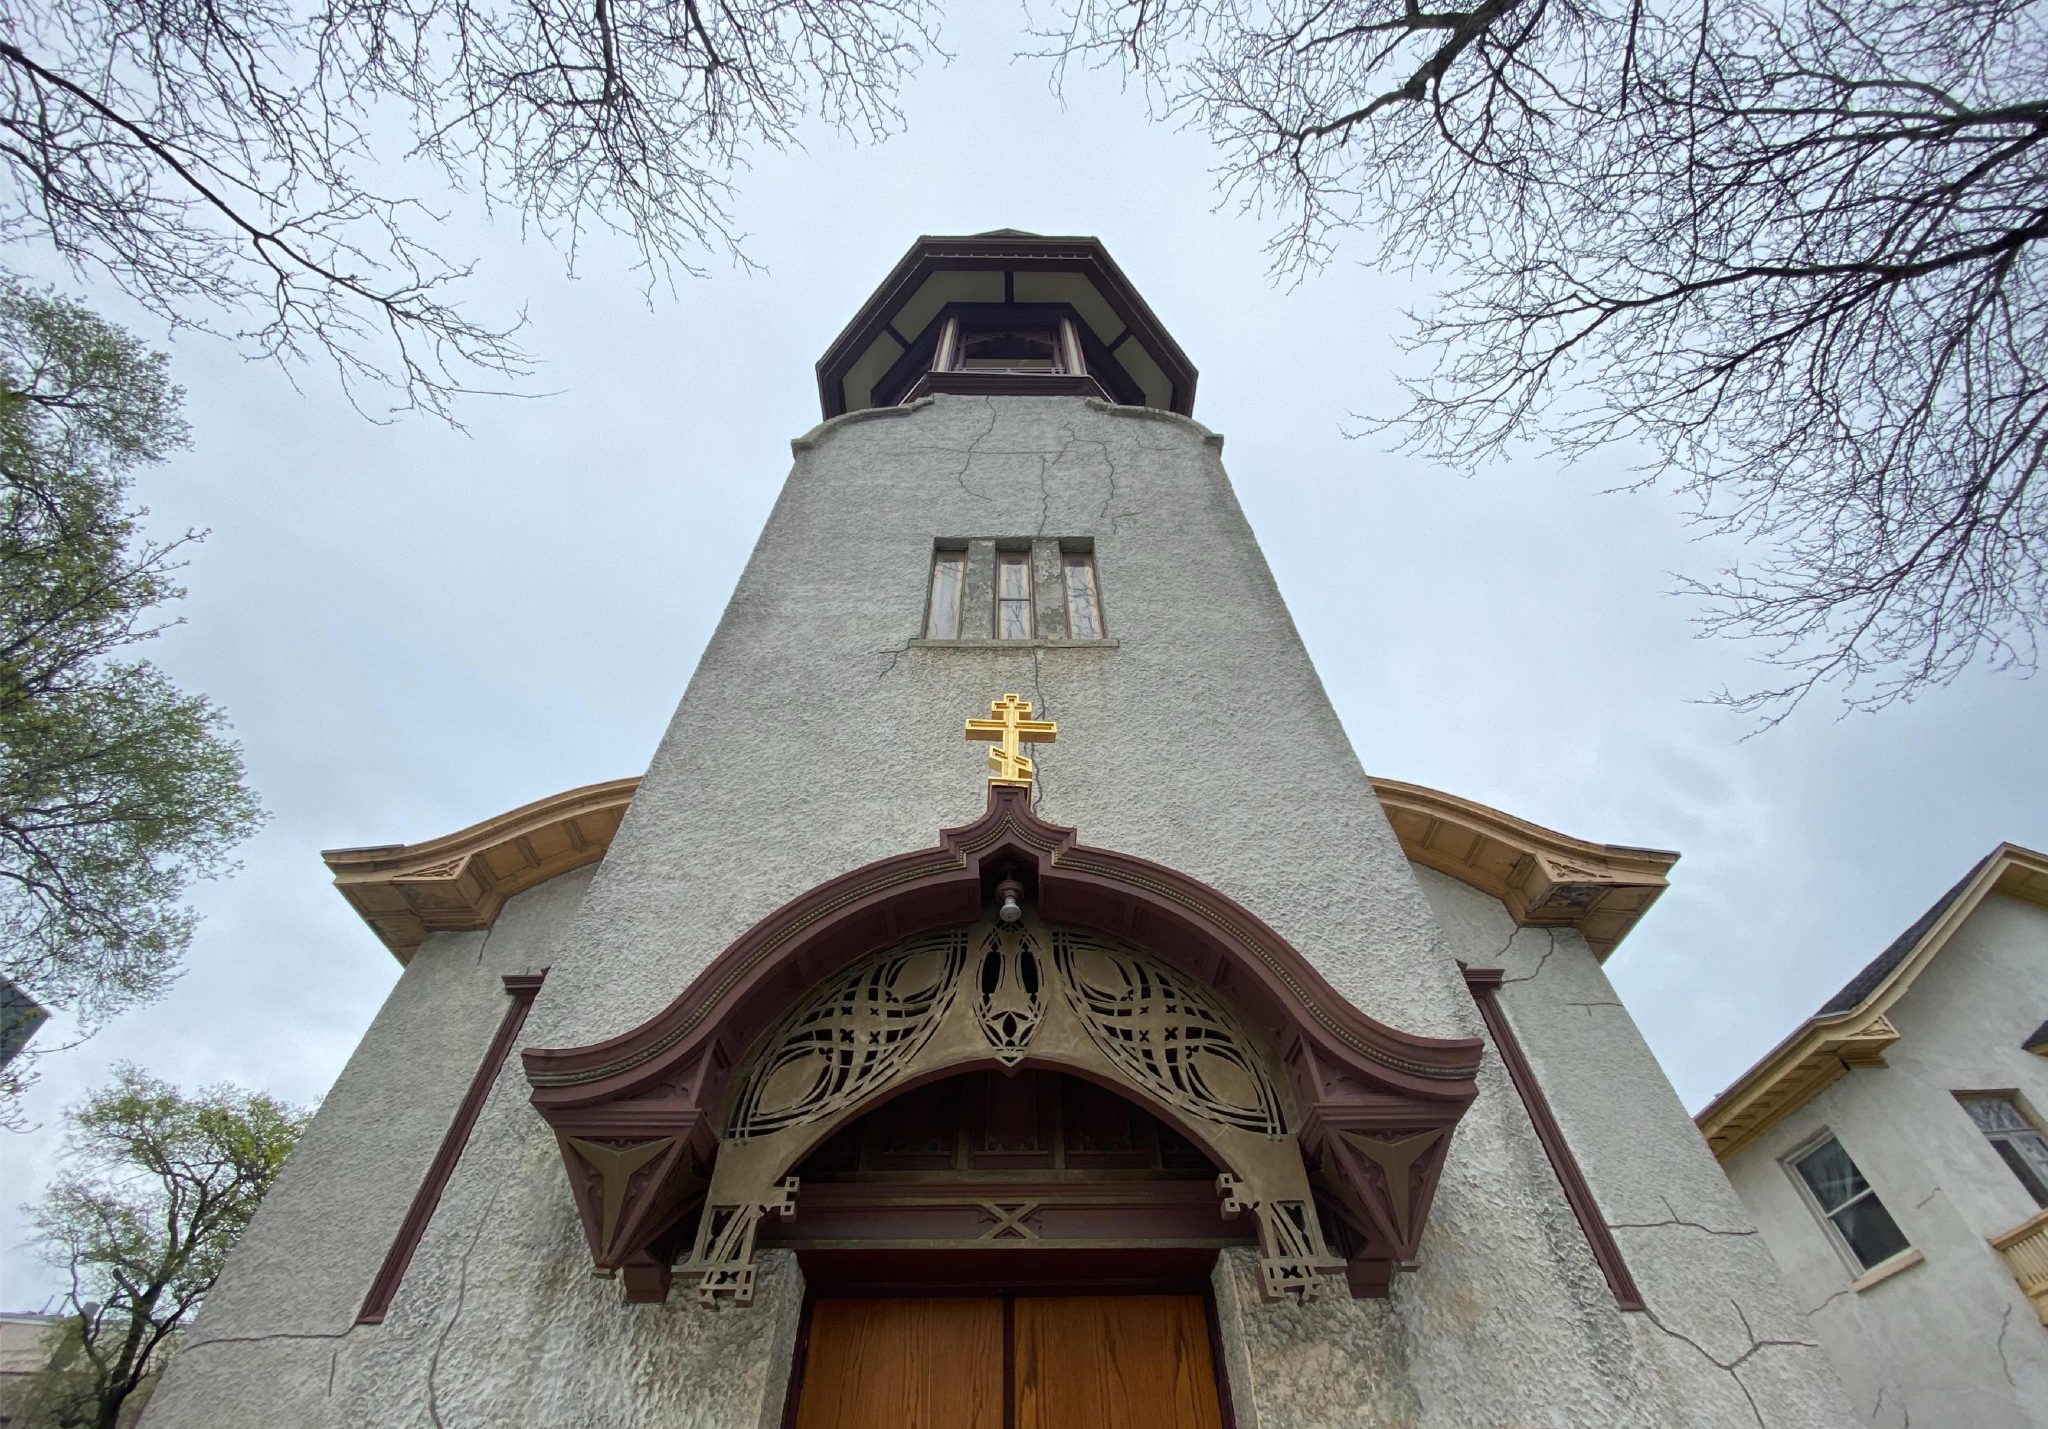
[1412, 865, 1856, 1428]
[142, 866, 595, 1425]
[1722, 892, 2048, 1429]
[151, 395, 1854, 1427]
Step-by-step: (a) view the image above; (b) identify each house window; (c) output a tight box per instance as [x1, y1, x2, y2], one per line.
[1063, 551, 1105, 640]
[995, 550, 1034, 639]
[925, 547, 966, 639]
[1790, 1135, 1911, 1272]
[1958, 1094, 2048, 1206]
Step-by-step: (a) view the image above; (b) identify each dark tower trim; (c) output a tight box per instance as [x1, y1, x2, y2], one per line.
[814, 233, 1200, 419]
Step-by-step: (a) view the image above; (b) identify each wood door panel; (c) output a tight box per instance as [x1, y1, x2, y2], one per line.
[1012, 1295, 1224, 1429]
[793, 1297, 1003, 1429]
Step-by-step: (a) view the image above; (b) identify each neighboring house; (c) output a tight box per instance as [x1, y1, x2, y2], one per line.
[1699, 843, 2048, 1429]
[0, 1313, 62, 1424]
[0, 977, 47, 1069]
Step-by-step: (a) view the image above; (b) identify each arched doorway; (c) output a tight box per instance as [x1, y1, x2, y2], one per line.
[522, 788, 1482, 1307]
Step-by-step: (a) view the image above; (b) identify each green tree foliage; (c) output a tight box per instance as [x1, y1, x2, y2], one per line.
[0, 284, 262, 1095]
[8, 1065, 310, 1429]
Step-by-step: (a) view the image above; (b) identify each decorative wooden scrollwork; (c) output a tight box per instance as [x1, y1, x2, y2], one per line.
[973, 923, 1045, 1064]
[726, 931, 968, 1142]
[1053, 930, 1289, 1137]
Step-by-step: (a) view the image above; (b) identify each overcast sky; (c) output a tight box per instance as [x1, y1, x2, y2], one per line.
[3, 9, 2043, 1310]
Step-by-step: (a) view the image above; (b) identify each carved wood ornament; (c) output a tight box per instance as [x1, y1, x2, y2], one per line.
[522, 788, 1481, 1305]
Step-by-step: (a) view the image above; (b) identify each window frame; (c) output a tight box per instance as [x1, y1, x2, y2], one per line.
[923, 545, 968, 640]
[1061, 547, 1106, 641]
[1784, 1130, 1914, 1276]
[993, 547, 1035, 640]
[1955, 1090, 2048, 1208]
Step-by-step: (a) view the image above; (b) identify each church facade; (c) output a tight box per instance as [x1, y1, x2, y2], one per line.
[143, 233, 1857, 1428]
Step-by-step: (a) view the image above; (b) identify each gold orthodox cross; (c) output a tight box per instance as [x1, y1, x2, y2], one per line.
[965, 694, 1057, 789]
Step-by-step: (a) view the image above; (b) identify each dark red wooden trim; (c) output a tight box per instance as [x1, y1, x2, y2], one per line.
[525, 789, 1481, 1291]
[1201, 1282, 1239, 1429]
[1463, 967, 1645, 1311]
[778, 1295, 816, 1429]
[356, 970, 547, 1324]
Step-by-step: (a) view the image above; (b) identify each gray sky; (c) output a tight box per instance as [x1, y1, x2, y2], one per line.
[3, 9, 2044, 1309]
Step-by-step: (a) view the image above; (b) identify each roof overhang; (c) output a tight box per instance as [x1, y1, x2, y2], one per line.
[327, 775, 1677, 965]
[1369, 778, 1678, 960]
[815, 232, 1199, 419]
[1697, 843, 2048, 1162]
[323, 780, 638, 963]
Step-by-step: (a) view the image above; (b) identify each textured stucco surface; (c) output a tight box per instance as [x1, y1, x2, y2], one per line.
[152, 395, 1854, 1426]
[1722, 891, 2048, 1429]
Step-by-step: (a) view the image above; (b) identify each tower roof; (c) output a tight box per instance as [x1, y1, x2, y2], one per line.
[816, 232, 1199, 419]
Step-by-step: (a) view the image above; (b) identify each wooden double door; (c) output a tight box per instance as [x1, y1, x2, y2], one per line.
[791, 1294, 1227, 1429]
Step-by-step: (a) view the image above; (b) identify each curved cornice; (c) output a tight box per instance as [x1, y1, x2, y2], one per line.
[1369, 778, 1678, 961]
[521, 785, 1483, 1103]
[326, 776, 1680, 965]
[1697, 843, 2048, 1162]
[322, 779, 639, 963]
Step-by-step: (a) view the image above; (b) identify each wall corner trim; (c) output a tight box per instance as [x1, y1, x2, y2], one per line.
[1464, 965, 1646, 1311]
[356, 969, 548, 1325]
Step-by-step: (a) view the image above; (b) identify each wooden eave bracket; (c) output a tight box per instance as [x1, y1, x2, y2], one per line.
[1371, 778, 1678, 961]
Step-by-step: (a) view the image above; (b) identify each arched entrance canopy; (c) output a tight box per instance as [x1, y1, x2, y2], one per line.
[522, 787, 1482, 1303]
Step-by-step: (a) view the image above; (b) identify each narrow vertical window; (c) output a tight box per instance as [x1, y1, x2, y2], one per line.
[1063, 552, 1105, 640]
[925, 547, 965, 639]
[1959, 1094, 2048, 1206]
[1791, 1135, 1911, 1272]
[995, 551, 1034, 639]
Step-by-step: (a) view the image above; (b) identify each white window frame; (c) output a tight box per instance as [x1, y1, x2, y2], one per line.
[923, 544, 967, 640]
[1061, 547, 1106, 640]
[993, 547, 1034, 640]
[1955, 1090, 2048, 1207]
[1782, 1129, 1913, 1277]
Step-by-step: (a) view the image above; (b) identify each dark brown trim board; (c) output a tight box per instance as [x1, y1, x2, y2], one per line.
[1463, 966, 1644, 1310]
[356, 970, 547, 1324]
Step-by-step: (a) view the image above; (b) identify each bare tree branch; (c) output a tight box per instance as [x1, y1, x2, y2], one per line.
[1038, 0, 2048, 722]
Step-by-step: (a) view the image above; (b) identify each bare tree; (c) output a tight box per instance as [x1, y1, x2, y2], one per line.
[1041, 0, 2048, 721]
[0, 0, 941, 420]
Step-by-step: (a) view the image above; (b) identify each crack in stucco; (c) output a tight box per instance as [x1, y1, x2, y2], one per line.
[1611, 1195, 1759, 1239]
[425, 1171, 513, 1429]
[953, 398, 1001, 501]
[1640, 1298, 1818, 1429]
[1802, 1286, 1853, 1318]
[1913, 1186, 1941, 1210]
[1498, 929, 1561, 985]
[1564, 999, 1624, 1018]
[178, 1329, 354, 1353]
[872, 638, 913, 679]
[1995, 1301, 2016, 1386]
